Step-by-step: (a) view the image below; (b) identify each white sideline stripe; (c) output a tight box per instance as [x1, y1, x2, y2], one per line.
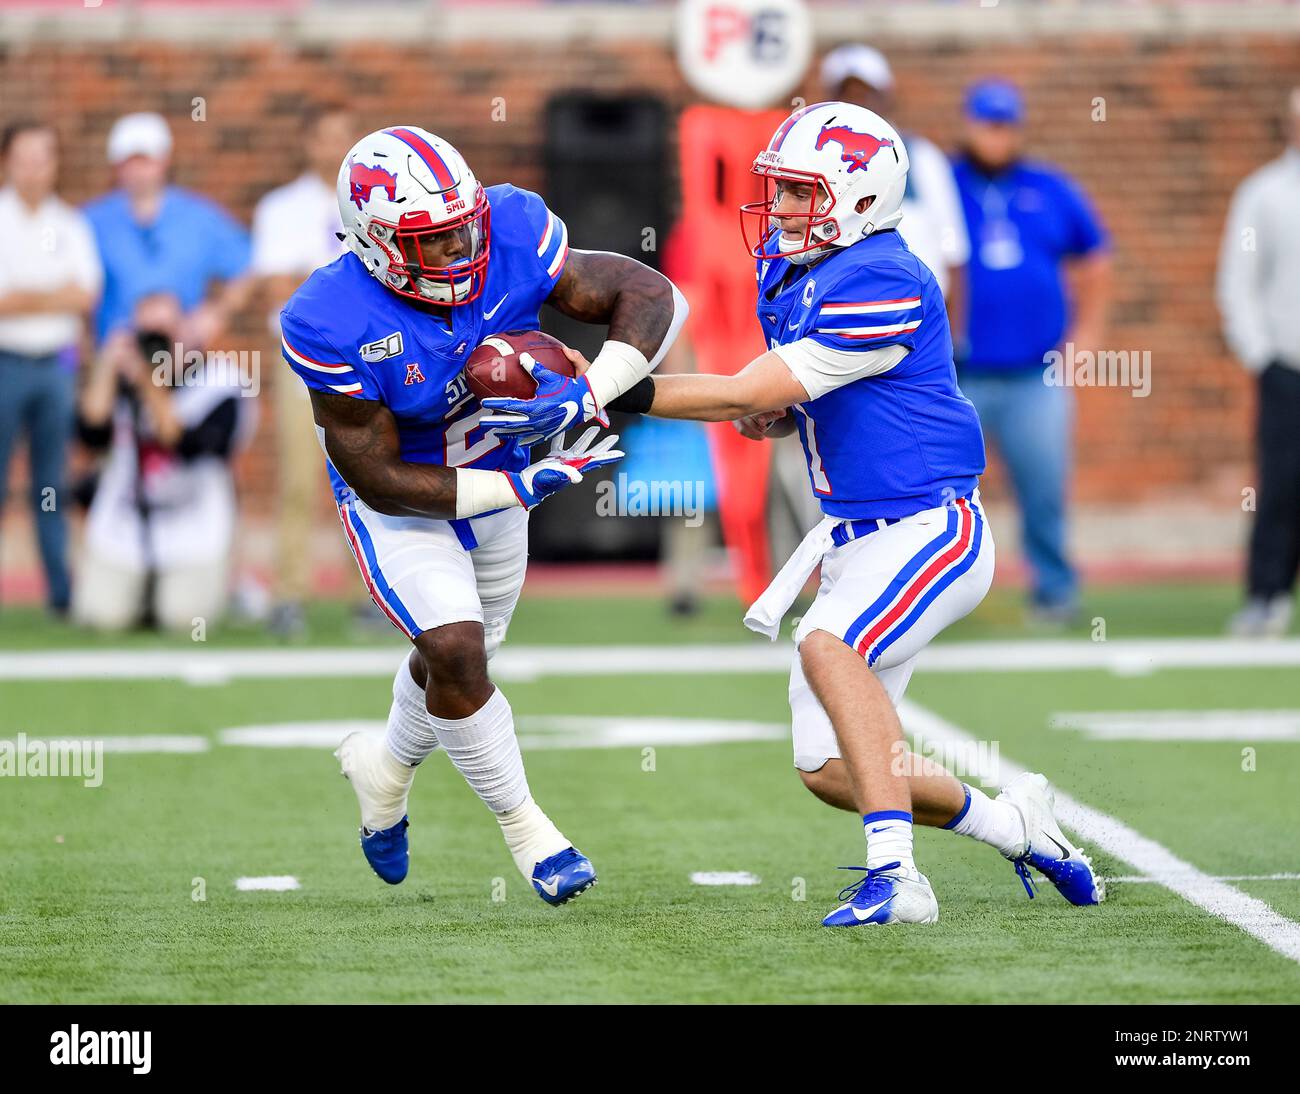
[691, 871, 761, 886]
[235, 876, 300, 892]
[5, 637, 1300, 682]
[3, 735, 210, 753]
[1051, 710, 1300, 741]
[899, 699, 1300, 966]
[217, 716, 786, 751]
[1109, 874, 1300, 884]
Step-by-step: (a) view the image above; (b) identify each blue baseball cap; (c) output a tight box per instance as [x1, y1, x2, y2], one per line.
[964, 79, 1025, 124]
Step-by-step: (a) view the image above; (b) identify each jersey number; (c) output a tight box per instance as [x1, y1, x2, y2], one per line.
[444, 406, 505, 467]
[794, 406, 832, 495]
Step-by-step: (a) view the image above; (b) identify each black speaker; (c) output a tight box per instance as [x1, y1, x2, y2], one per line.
[530, 92, 672, 563]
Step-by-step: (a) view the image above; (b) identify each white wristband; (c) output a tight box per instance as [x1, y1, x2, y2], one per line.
[582, 340, 651, 409]
[455, 468, 523, 519]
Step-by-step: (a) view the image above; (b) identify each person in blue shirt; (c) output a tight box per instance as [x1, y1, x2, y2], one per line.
[84, 113, 252, 350]
[489, 102, 1105, 929]
[952, 80, 1111, 625]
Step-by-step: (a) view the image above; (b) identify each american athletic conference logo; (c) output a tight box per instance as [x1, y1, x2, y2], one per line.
[404, 362, 426, 386]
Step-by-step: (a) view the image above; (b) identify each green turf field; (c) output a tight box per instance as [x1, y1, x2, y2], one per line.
[2, 583, 1298, 1003]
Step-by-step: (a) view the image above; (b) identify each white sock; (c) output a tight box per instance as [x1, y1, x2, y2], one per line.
[427, 687, 568, 879]
[384, 659, 440, 767]
[427, 687, 527, 811]
[864, 810, 915, 872]
[497, 795, 570, 880]
[943, 784, 1026, 858]
[357, 748, 415, 832]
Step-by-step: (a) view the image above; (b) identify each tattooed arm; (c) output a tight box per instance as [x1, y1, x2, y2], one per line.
[546, 249, 684, 377]
[310, 390, 459, 518]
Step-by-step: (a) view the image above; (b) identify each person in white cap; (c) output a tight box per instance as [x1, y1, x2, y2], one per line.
[821, 44, 969, 335]
[84, 112, 252, 352]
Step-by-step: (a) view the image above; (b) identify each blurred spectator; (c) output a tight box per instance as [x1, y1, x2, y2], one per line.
[821, 43, 970, 332]
[83, 112, 252, 350]
[952, 79, 1110, 625]
[0, 121, 101, 617]
[73, 293, 248, 632]
[250, 103, 352, 638]
[1218, 88, 1300, 638]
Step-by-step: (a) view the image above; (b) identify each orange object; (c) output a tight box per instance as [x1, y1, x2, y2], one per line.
[676, 104, 787, 604]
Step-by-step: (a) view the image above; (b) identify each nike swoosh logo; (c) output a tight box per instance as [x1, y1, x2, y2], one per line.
[483, 293, 510, 320]
[536, 875, 561, 896]
[788, 320, 800, 330]
[852, 894, 895, 922]
[1044, 834, 1071, 860]
[554, 402, 580, 433]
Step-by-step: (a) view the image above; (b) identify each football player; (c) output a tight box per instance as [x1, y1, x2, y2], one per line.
[281, 126, 687, 904]
[483, 104, 1104, 926]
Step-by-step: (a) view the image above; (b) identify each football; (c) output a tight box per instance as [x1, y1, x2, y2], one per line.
[464, 330, 576, 401]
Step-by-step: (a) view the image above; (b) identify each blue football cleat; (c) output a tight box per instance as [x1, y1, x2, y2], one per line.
[822, 861, 939, 927]
[531, 847, 597, 906]
[998, 773, 1105, 906]
[360, 816, 410, 885]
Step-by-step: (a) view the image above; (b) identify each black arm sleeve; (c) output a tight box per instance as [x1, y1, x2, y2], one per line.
[605, 374, 655, 415]
[176, 397, 240, 460]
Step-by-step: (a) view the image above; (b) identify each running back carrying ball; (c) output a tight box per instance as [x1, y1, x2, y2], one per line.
[464, 330, 576, 401]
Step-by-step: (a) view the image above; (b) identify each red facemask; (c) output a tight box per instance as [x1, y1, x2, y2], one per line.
[370, 185, 492, 306]
[739, 162, 841, 261]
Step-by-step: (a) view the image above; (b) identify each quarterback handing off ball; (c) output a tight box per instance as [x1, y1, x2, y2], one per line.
[465, 330, 577, 401]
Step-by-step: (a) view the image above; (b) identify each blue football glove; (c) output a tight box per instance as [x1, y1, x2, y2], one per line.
[505, 426, 624, 509]
[479, 353, 609, 445]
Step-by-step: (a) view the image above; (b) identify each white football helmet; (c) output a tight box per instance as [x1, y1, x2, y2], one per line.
[741, 101, 909, 265]
[337, 126, 490, 305]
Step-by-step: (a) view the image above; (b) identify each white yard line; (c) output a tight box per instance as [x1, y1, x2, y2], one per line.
[900, 699, 1300, 966]
[1, 735, 210, 754]
[219, 722, 385, 749]
[216, 716, 786, 751]
[235, 876, 300, 892]
[1109, 874, 1300, 884]
[1051, 710, 1300, 741]
[4, 637, 1300, 681]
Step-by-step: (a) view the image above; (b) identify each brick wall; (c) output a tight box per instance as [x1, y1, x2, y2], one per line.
[1, 31, 1296, 515]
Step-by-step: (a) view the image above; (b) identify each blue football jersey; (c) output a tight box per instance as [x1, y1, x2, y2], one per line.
[756, 229, 986, 519]
[280, 184, 570, 503]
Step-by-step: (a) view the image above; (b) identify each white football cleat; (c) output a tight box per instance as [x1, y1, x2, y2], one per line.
[998, 772, 1105, 906]
[335, 731, 414, 835]
[822, 862, 939, 927]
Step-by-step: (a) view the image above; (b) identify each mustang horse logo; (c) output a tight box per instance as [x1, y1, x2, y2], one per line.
[815, 125, 896, 173]
[349, 160, 398, 209]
